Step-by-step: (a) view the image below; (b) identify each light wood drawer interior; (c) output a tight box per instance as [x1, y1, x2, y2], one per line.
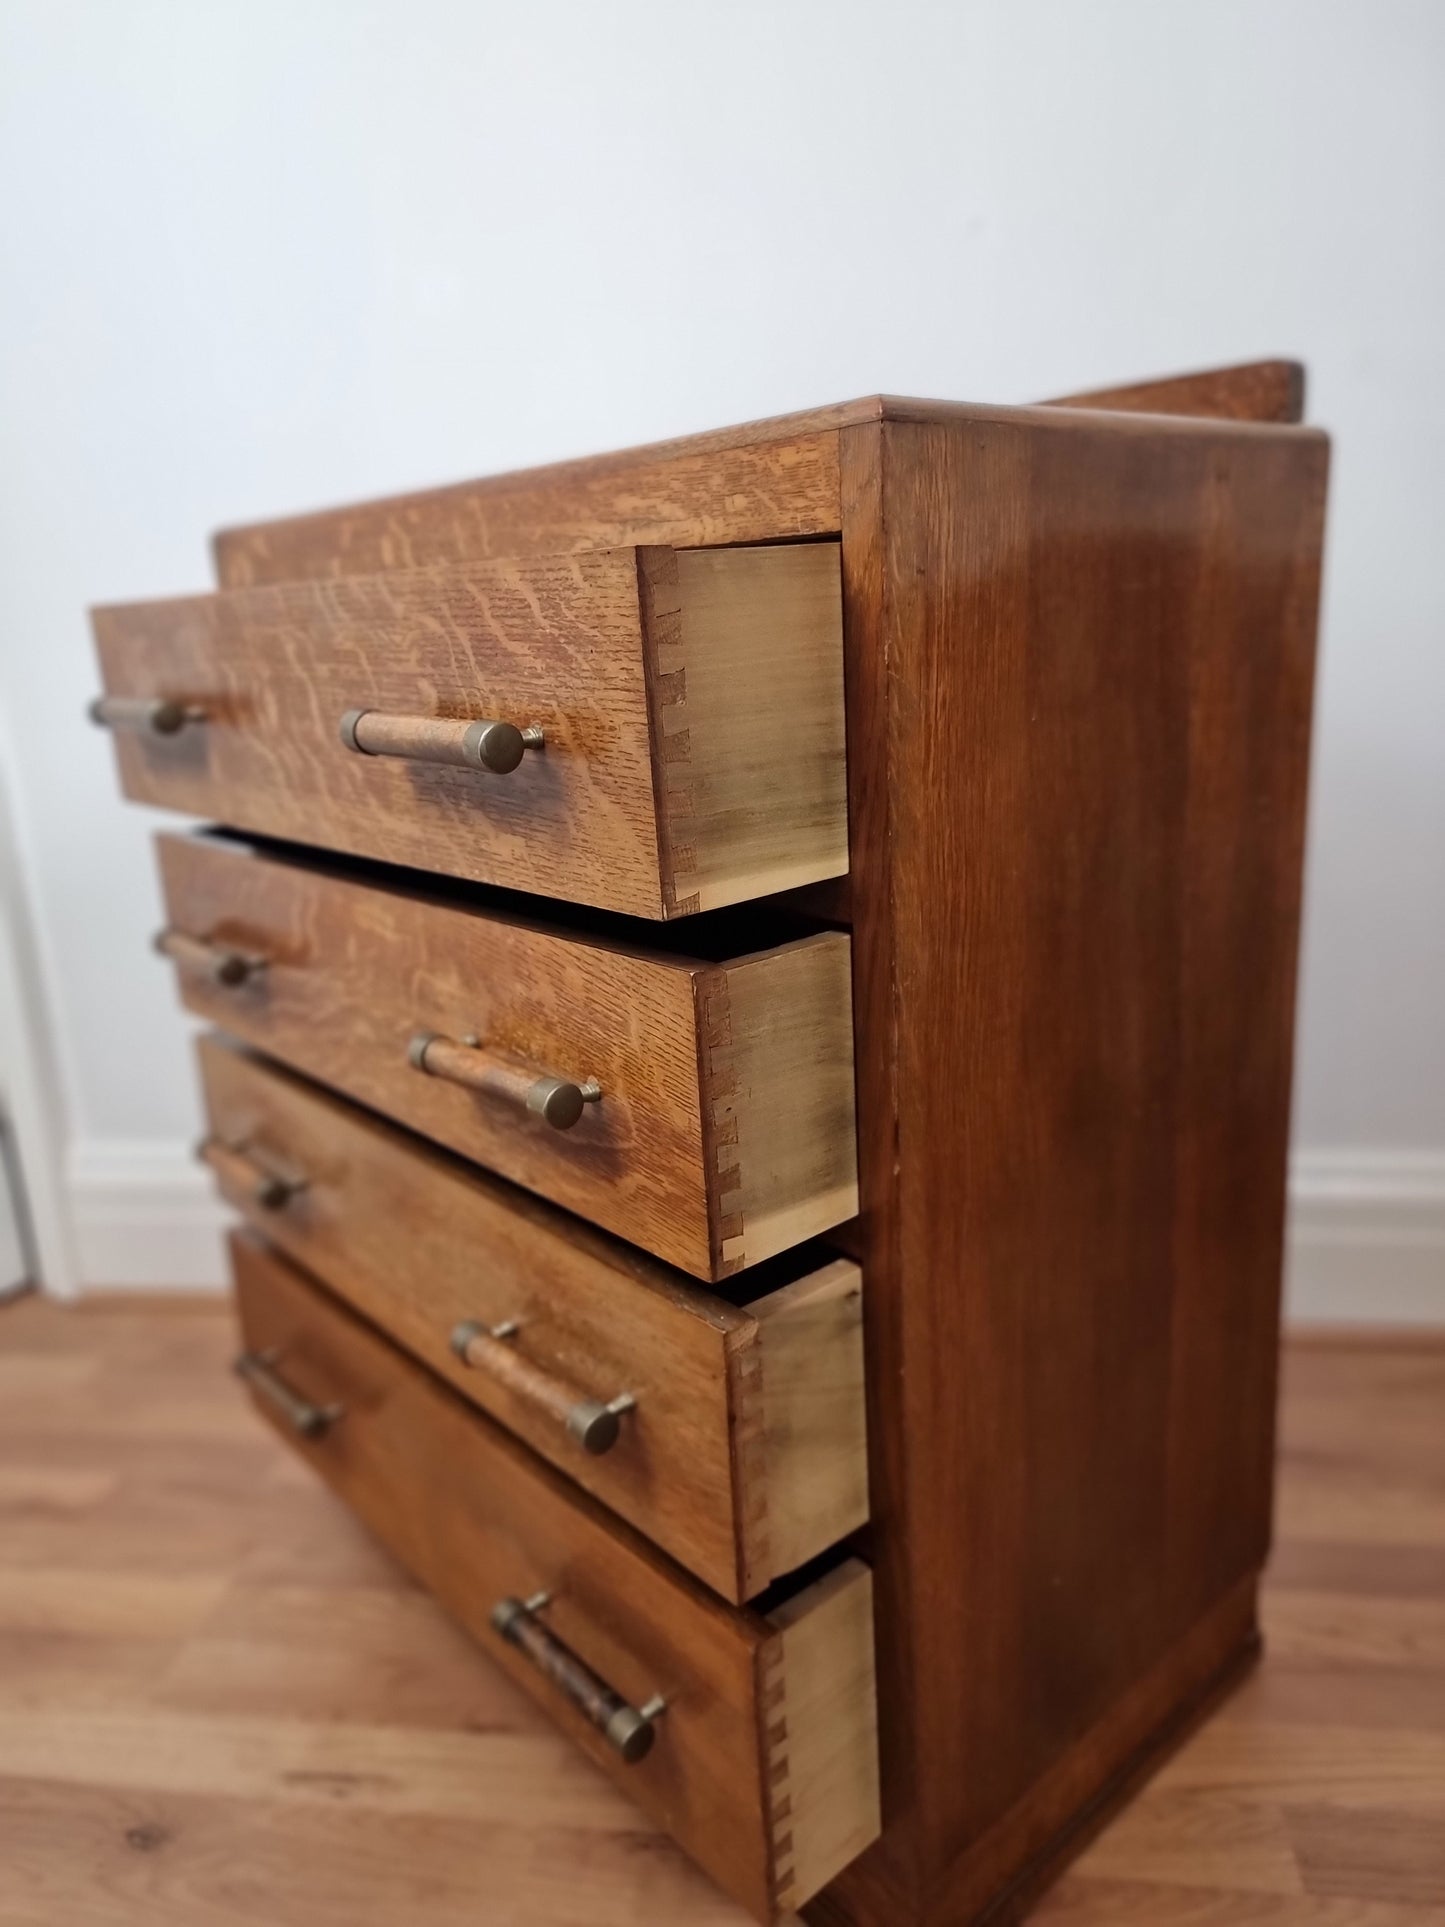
[160, 833, 858, 1281]
[231, 1230, 880, 1923]
[92, 542, 847, 920]
[199, 1034, 868, 1603]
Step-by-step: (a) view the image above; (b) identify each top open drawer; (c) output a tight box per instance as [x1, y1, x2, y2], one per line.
[90, 543, 847, 920]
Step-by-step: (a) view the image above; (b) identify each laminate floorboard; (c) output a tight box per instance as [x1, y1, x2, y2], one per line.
[0, 1294, 1440, 1924]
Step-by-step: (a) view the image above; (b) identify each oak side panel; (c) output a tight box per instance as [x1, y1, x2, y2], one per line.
[213, 433, 844, 586]
[702, 934, 860, 1274]
[766, 1562, 882, 1916]
[655, 544, 849, 914]
[1044, 357, 1306, 423]
[818, 409, 1327, 1923]
[810, 419, 920, 1924]
[751, 1261, 869, 1592]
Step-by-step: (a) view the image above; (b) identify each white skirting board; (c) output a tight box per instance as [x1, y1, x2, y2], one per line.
[1284, 1150, 1445, 1327]
[62, 1140, 1445, 1322]
[67, 1140, 229, 1291]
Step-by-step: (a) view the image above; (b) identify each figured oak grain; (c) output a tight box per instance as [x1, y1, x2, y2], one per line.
[231, 1231, 880, 1923]
[160, 833, 855, 1281]
[197, 1034, 866, 1602]
[94, 543, 847, 919]
[213, 432, 844, 585]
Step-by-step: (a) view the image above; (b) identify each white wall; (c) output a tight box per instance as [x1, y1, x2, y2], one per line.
[0, 0, 1441, 1313]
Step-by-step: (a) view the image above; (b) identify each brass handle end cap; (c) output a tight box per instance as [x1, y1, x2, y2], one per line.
[605, 1705, 657, 1765]
[526, 1076, 586, 1131]
[461, 719, 525, 774]
[567, 1399, 623, 1455]
[491, 1596, 525, 1639]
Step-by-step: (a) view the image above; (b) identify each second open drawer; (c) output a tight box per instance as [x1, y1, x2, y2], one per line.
[160, 831, 857, 1281]
[199, 1034, 868, 1604]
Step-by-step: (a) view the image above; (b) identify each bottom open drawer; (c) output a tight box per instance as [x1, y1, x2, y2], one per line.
[231, 1230, 880, 1922]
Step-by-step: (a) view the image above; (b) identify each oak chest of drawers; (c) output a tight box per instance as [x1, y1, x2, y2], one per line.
[92, 361, 1328, 1926]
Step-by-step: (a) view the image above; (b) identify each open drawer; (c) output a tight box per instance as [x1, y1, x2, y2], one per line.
[159, 831, 857, 1280]
[200, 1035, 867, 1603]
[91, 541, 847, 919]
[232, 1230, 881, 1923]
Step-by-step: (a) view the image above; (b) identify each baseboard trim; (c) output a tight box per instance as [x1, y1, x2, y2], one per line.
[62, 1139, 1445, 1319]
[67, 1140, 228, 1291]
[1285, 1150, 1445, 1327]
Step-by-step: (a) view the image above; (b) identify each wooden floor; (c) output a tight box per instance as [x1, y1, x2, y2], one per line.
[0, 1298, 1441, 1926]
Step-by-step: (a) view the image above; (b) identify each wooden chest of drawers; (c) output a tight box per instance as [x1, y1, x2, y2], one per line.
[91, 360, 1328, 1926]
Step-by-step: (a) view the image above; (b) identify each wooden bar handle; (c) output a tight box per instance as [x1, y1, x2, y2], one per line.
[449, 1319, 635, 1455]
[407, 1031, 601, 1132]
[155, 927, 268, 987]
[200, 1137, 307, 1211]
[90, 695, 206, 737]
[490, 1595, 664, 1763]
[234, 1350, 342, 1439]
[339, 709, 544, 774]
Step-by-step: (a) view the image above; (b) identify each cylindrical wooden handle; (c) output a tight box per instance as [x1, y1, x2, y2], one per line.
[408, 1031, 600, 1132]
[491, 1595, 662, 1764]
[234, 1350, 342, 1439]
[200, 1138, 307, 1211]
[155, 927, 268, 987]
[339, 709, 544, 774]
[90, 694, 205, 737]
[450, 1319, 635, 1455]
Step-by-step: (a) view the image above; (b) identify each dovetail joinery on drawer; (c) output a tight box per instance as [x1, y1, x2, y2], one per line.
[159, 832, 858, 1280]
[91, 541, 847, 920]
[231, 1230, 881, 1924]
[198, 1034, 868, 1602]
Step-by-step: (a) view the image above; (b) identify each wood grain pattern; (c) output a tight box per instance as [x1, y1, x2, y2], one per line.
[88, 365, 1333, 1925]
[230, 1231, 880, 1922]
[705, 933, 860, 1274]
[93, 543, 847, 920]
[750, 1262, 869, 1592]
[158, 833, 857, 1280]
[207, 373, 1305, 594]
[1046, 358, 1307, 423]
[816, 404, 1329, 1925]
[196, 1034, 867, 1602]
[645, 544, 848, 914]
[767, 1560, 882, 1915]
[213, 433, 844, 587]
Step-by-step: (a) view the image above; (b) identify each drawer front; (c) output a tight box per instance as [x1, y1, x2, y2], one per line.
[92, 542, 847, 920]
[199, 1035, 868, 1602]
[231, 1231, 880, 1922]
[161, 834, 858, 1280]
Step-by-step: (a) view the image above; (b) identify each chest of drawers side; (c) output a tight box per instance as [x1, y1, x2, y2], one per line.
[816, 405, 1329, 1926]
